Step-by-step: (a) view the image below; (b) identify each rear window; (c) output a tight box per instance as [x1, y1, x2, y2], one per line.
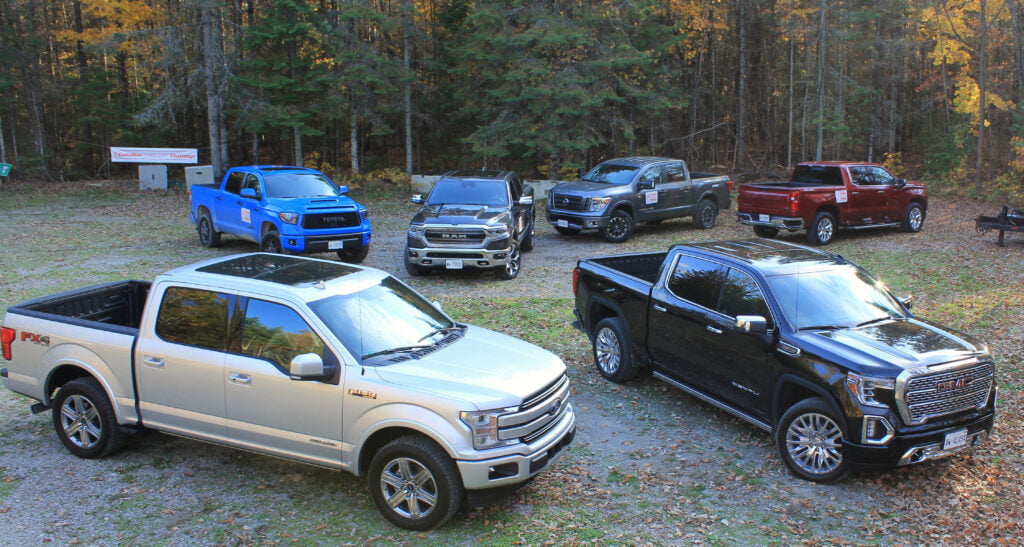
[666, 256, 726, 309]
[155, 287, 230, 350]
[791, 165, 843, 186]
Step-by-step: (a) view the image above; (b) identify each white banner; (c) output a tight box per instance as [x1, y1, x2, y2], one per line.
[111, 147, 198, 164]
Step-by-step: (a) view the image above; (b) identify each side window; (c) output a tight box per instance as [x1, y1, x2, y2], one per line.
[869, 166, 896, 186]
[848, 166, 872, 186]
[639, 166, 662, 186]
[509, 176, 522, 201]
[155, 287, 230, 350]
[666, 256, 725, 309]
[242, 174, 262, 199]
[717, 269, 773, 327]
[664, 162, 688, 183]
[224, 172, 245, 194]
[239, 298, 325, 373]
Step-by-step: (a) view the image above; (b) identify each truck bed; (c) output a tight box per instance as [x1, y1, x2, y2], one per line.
[10, 281, 150, 333]
[585, 252, 667, 285]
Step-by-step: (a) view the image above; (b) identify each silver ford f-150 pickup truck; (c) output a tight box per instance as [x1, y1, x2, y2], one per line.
[0, 253, 575, 530]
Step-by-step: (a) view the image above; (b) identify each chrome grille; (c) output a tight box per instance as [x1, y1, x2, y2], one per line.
[550, 193, 586, 212]
[498, 374, 570, 443]
[424, 228, 486, 246]
[899, 362, 993, 425]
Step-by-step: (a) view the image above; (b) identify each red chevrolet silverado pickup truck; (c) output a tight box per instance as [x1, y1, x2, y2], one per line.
[736, 162, 928, 245]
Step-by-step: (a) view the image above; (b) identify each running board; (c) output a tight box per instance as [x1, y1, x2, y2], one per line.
[846, 222, 901, 230]
[653, 372, 772, 432]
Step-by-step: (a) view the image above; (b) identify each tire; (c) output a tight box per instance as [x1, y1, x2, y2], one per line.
[901, 202, 925, 233]
[495, 242, 521, 280]
[554, 226, 580, 236]
[806, 211, 836, 245]
[367, 435, 464, 531]
[601, 209, 635, 243]
[520, 229, 535, 252]
[694, 199, 718, 229]
[592, 317, 638, 383]
[753, 225, 779, 238]
[775, 397, 849, 483]
[338, 246, 369, 263]
[197, 211, 221, 248]
[260, 230, 283, 254]
[52, 377, 125, 459]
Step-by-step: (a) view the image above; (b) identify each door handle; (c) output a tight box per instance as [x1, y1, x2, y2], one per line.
[142, 356, 164, 368]
[851, 191, 860, 195]
[705, 325, 723, 335]
[653, 304, 667, 312]
[228, 372, 251, 385]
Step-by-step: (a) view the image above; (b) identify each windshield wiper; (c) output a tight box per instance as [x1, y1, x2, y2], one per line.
[855, 316, 897, 328]
[362, 345, 431, 360]
[798, 325, 846, 331]
[416, 326, 464, 344]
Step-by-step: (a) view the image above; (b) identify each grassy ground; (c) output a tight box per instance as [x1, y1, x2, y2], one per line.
[0, 179, 1022, 544]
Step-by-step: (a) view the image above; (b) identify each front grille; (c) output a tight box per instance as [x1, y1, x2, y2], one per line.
[497, 374, 570, 443]
[424, 228, 486, 246]
[303, 212, 361, 229]
[550, 193, 586, 212]
[899, 361, 994, 425]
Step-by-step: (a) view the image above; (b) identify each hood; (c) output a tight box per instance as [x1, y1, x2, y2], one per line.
[798, 318, 988, 373]
[551, 180, 631, 197]
[276, 195, 360, 211]
[412, 204, 511, 227]
[374, 325, 566, 409]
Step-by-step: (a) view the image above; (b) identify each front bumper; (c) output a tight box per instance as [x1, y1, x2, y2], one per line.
[406, 234, 514, 270]
[546, 210, 611, 231]
[280, 231, 371, 254]
[737, 211, 804, 231]
[842, 410, 994, 469]
[457, 403, 575, 490]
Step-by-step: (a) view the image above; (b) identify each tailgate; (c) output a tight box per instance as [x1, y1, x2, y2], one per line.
[737, 185, 796, 216]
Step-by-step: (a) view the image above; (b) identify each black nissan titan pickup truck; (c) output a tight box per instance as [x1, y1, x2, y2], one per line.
[572, 239, 996, 481]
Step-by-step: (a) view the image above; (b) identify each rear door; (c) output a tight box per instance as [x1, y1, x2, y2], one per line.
[660, 161, 693, 215]
[135, 285, 230, 442]
[223, 296, 344, 466]
[214, 171, 247, 235]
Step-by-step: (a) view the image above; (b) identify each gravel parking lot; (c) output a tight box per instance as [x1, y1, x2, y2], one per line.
[0, 181, 1021, 544]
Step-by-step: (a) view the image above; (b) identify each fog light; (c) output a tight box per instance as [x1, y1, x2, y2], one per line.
[288, 239, 296, 246]
[494, 253, 505, 260]
[477, 261, 489, 266]
[862, 416, 894, 445]
[586, 221, 597, 228]
[408, 250, 419, 258]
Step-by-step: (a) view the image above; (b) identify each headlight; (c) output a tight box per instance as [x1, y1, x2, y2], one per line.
[486, 225, 509, 237]
[279, 212, 299, 225]
[846, 372, 894, 408]
[460, 408, 517, 450]
[408, 224, 426, 236]
[359, 209, 369, 222]
[589, 197, 611, 213]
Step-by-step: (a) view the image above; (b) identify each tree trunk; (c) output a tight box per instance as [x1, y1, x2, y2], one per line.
[350, 110, 360, 174]
[201, 4, 226, 174]
[403, 2, 413, 175]
[815, 0, 827, 161]
[734, 0, 748, 170]
[976, 0, 987, 191]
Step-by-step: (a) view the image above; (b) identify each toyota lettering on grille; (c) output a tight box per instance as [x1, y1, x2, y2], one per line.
[321, 216, 346, 223]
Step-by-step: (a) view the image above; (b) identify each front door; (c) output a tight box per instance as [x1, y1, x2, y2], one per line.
[636, 165, 667, 221]
[224, 297, 343, 466]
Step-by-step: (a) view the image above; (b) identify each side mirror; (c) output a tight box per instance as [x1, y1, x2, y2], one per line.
[637, 179, 655, 190]
[897, 178, 907, 188]
[898, 294, 913, 311]
[411, 194, 424, 204]
[337, 184, 350, 194]
[518, 195, 534, 206]
[240, 188, 258, 199]
[289, 353, 325, 380]
[735, 315, 768, 335]
[432, 300, 443, 312]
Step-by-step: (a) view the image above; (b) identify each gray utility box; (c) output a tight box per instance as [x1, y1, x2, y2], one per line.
[138, 165, 168, 190]
[185, 165, 215, 189]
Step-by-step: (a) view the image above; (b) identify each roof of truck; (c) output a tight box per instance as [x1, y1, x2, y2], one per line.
[596, 157, 678, 168]
[678, 239, 849, 275]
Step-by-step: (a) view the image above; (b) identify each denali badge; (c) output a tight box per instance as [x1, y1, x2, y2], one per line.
[936, 378, 969, 393]
[548, 399, 562, 416]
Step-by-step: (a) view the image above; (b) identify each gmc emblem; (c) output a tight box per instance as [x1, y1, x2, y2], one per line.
[936, 378, 968, 393]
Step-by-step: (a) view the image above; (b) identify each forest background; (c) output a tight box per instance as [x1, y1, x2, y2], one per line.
[1, 0, 1023, 201]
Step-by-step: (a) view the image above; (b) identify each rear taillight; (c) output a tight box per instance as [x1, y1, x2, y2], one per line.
[726, 180, 734, 193]
[572, 267, 580, 295]
[789, 190, 801, 215]
[1, 327, 14, 361]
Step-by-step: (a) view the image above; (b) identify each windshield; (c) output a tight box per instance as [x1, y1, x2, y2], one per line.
[581, 163, 639, 185]
[426, 179, 508, 207]
[264, 173, 342, 199]
[766, 266, 906, 330]
[308, 276, 457, 362]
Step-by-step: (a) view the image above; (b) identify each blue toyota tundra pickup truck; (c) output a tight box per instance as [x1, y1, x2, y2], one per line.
[190, 166, 371, 262]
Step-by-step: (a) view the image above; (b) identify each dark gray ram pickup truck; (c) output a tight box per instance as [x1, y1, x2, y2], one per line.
[572, 239, 996, 481]
[546, 157, 732, 243]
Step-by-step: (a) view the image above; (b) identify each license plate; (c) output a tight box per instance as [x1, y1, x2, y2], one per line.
[943, 429, 968, 450]
[758, 214, 770, 222]
[445, 259, 463, 270]
[556, 219, 569, 228]
[328, 240, 344, 250]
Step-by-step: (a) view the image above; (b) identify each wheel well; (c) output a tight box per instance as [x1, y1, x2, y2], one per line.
[699, 193, 718, 206]
[772, 380, 841, 426]
[261, 222, 278, 238]
[586, 302, 619, 337]
[612, 203, 635, 219]
[908, 198, 926, 211]
[46, 365, 93, 402]
[815, 204, 839, 219]
[357, 427, 435, 475]
[197, 205, 211, 218]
